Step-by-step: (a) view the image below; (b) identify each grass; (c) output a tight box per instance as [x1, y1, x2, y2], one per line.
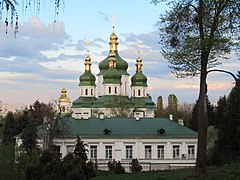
[93, 162, 240, 180]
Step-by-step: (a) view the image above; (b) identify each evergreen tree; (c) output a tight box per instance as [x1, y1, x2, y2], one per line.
[130, 158, 142, 173]
[2, 112, 16, 145]
[73, 136, 88, 161]
[189, 96, 215, 131]
[156, 96, 164, 117]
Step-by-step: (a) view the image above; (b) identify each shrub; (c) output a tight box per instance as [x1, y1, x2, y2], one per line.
[130, 159, 142, 173]
[108, 160, 125, 174]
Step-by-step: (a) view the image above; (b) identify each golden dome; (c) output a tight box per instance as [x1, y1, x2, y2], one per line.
[59, 88, 71, 103]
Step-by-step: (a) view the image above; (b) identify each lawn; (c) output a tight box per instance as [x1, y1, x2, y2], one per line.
[93, 163, 240, 180]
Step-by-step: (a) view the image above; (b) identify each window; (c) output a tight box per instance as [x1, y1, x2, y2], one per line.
[138, 89, 141, 96]
[145, 145, 152, 159]
[115, 87, 117, 94]
[90, 146, 97, 159]
[133, 90, 135, 96]
[188, 145, 195, 159]
[105, 146, 112, 159]
[91, 89, 93, 96]
[85, 89, 88, 95]
[143, 90, 145, 96]
[109, 87, 111, 94]
[126, 146, 133, 159]
[81, 89, 83, 95]
[173, 145, 180, 159]
[157, 145, 164, 159]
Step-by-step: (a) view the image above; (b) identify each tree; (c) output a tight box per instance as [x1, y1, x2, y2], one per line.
[2, 112, 16, 145]
[152, 0, 240, 173]
[189, 96, 215, 131]
[130, 158, 142, 173]
[73, 136, 88, 161]
[20, 111, 39, 157]
[168, 94, 178, 121]
[156, 96, 164, 117]
[177, 102, 194, 127]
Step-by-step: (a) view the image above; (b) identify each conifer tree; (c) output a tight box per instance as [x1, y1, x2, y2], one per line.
[73, 136, 88, 161]
[156, 96, 164, 117]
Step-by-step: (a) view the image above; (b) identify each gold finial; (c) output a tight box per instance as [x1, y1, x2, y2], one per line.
[84, 55, 91, 71]
[109, 51, 116, 68]
[136, 42, 143, 72]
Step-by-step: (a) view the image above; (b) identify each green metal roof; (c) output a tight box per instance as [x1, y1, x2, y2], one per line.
[103, 67, 122, 84]
[72, 97, 96, 108]
[131, 97, 155, 109]
[79, 71, 96, 86]
[60, 118, 197, 138]
[98, 51, 129, 76]
[131, 72, 148, 87]
[91, 95, 134, 108]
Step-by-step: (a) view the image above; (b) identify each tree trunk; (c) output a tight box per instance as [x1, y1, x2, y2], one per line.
[195, 60, 208, 174]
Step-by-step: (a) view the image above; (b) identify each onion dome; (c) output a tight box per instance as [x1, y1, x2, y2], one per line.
[131, 56, 147, 87]
[58, 88, 71, 103]
[98, 28, 129, 75]
[103, 51, 121, 84]
[79, 55, 96, 86]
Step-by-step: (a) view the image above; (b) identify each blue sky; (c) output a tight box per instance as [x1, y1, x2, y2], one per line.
[0, 0, 239, 105]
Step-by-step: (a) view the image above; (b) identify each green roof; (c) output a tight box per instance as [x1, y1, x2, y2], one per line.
[103, 67, 122, 84]
[91, 95, 134, 108]
[131, 72, 148, 87]
[72, 97, 96, 108]
[79, 71, 96, 86]
[57, 118, 197, 138]
[131, 97, 155, 109]
[98, 51, 129, 76]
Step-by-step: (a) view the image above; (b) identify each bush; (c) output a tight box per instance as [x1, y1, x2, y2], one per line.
[108, 160, 125, 174]
[130, 159, 142, 173]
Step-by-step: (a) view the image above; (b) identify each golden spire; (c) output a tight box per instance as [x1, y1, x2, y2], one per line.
[108, 50, 117, 68]
[84, 40, 92, 71]
[136, 42, 143, 72]
[84, 55, 91, 71]
[109, 15, 119, 51]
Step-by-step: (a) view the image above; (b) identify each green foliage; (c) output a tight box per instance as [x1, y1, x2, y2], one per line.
[156, 96, 164, 117]
[73, 136, 89, 161]
[130, 158, 142, 173]
[211, 74, 240, 165]
[108, 160, 125, 174]
[189, 96, 215, 131]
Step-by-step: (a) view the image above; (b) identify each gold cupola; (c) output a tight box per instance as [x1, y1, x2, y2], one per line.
[136, 51, 143, 72]
[84, 55, 92, 71]
[59, 88, 71, 103]
[109, 26, 119, 51]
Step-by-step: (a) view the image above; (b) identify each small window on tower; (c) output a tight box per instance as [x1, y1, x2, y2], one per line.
[109, 87, 111, 94]
[133, 90, 135, 96]
[91, 89, 93, 95]
[138, 89, 141, 96]
[85, 89, 88, 95]
[115, 87, 117, 94]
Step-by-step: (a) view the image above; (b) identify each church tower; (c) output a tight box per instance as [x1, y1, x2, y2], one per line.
[98, 27, 129, 97]
[72, 55, 96, 119]
[131, 53, 155, 118]
[58, 88, 71, 113]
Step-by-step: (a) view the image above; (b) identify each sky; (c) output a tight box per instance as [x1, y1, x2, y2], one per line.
[0, 0, 239, 106]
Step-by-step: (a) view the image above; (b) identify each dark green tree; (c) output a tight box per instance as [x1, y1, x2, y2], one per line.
[189, 96, 215, 131]
[130, 158, 142, 173]
[156, 96, 164, 117]
[73, 136, 88, 161]
[2, 112, 16, 145]
[152, 0, 240, 173]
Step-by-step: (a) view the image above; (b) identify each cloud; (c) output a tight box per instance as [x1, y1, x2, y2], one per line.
[0, 16, 70, 61]
[97, 11, 111, 22]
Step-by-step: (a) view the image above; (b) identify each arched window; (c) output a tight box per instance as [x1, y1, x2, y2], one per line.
[138, 89, 141, 96]
[85, 89, 88, 95]
[115, 87, 117, 94]
[109, 87, 111, 94]
[91, 89, 93, 96]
